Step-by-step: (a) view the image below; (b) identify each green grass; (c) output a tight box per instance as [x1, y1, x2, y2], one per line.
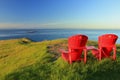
[0, 38, 120, 80]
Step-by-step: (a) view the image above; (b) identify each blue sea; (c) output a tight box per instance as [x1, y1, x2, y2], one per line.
[0, 29, 120, 43]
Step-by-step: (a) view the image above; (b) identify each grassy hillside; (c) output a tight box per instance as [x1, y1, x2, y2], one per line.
[0, 38, 120, 80]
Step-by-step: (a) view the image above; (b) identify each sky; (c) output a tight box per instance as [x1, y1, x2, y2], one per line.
[0, 0, 120, 29]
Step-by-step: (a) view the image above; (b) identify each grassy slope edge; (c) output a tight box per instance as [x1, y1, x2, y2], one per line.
[0, 38, 120, 80]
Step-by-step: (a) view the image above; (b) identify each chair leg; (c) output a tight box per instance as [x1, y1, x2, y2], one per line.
[113, 48, 116, 60]
[99, 49, 101, 61]
[84, 49, 87, 64]
[69, 55, 72, 64]
[91, 49, 99, 59]
[61, 53, 69, 61]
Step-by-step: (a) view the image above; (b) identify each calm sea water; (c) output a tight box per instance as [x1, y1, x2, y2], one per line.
[0, 29, 120, 43]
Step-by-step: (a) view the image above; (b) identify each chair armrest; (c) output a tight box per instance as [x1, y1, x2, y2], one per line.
[86, 46, 97, 50]
[59, 49, 68, 53]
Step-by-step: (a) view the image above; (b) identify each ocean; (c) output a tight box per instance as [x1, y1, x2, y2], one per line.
[0, 29, 120, 43]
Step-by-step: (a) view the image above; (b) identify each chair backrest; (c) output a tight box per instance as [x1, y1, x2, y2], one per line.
[98, 34, 118, 47]
[68, 34, 88, 49]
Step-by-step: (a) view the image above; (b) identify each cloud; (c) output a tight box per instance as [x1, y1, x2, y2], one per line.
[0, 23, 61, 29]
[0, 23, 26, 29]
[0, 22, 120, 29]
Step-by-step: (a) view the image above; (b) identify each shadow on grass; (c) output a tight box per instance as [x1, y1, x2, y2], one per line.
[84, 59, 120, 80]
[5, 56, 120, 80]
[5, 63, 52, 80]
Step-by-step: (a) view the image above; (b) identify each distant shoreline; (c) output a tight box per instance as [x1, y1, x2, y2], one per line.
[0, 29, 120, 43]
[1, 28, 120, 30]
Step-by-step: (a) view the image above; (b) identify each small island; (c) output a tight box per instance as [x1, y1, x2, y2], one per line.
[27, 30, 37, 33]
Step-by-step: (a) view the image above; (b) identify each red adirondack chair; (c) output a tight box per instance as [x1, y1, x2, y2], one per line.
[60, 34, 88, 64]
[92, 34, 118, 61]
